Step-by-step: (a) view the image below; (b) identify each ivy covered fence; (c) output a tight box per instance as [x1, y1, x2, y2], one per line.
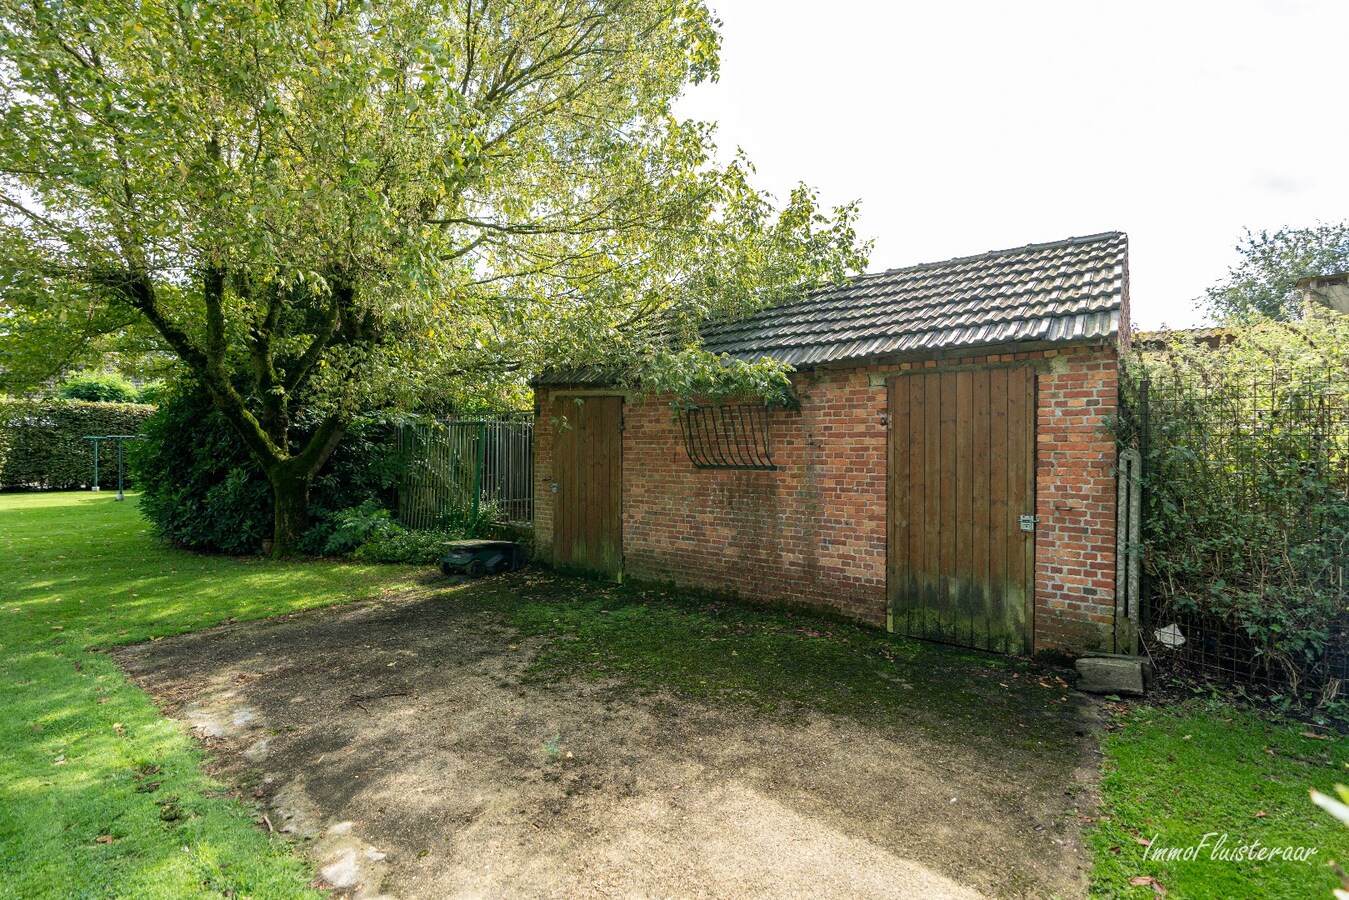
[1121, 308, 1349, 709]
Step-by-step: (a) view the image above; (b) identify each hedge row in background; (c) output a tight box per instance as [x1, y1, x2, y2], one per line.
[0, 399, 155, 490]
[56, 372, 144, 404]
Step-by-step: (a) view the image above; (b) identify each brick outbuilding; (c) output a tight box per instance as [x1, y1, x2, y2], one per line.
[534, 233, 1131, 655]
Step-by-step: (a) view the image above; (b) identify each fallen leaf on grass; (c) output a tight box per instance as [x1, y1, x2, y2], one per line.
[1254, 810, 1267, 818]
[1128, 875, 1166, 896]
[95, 835, 113, 844]
[1300, 731, 1330, 741]
[1133, 835, 1152, 846]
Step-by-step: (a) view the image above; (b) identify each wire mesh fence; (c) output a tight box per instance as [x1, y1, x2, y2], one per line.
[395, 418, 533, 529]
[1127, 368, 1349, 699]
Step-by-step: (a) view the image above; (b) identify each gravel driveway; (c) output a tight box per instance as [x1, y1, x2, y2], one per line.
[116, 577, 1099, 899]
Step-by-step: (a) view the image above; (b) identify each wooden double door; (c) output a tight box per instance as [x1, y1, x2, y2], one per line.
[887, 367, 1037, 654]
[550, 395, 623, 580]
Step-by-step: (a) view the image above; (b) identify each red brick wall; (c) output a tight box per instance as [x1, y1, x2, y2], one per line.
[1033, 350, 1121, 652]
[535, 345, 1121, 654]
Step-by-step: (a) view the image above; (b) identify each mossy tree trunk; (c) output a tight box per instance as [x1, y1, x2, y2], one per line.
[115, 267, 364, 557]
[266, 455, 339, 558]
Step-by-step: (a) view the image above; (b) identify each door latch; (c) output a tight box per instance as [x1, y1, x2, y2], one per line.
[1019, 514, 1037, 533]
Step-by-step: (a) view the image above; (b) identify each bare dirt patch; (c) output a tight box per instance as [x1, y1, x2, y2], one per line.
[116, 578, 1099, 899]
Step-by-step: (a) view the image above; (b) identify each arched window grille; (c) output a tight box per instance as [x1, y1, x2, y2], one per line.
[677, 404, 777, 470]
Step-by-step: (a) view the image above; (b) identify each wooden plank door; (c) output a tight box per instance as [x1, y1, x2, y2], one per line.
[887, 367, 1036, 654]
[551, 395, 623, 580]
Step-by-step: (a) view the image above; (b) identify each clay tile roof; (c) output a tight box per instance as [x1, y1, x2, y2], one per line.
[700, 231, 1128, 366]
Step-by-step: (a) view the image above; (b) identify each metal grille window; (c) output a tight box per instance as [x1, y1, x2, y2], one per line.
[677, 404, 777, 470]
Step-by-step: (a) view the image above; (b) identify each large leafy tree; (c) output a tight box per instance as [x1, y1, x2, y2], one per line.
[1206, 223, 1349, 321]
[0, 0, 869, 554]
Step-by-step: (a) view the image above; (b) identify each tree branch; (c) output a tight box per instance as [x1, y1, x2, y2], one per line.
[281, 280, 346, 396]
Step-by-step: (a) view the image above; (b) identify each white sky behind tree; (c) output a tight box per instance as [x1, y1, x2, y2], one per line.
[674, 0, 1349, 329]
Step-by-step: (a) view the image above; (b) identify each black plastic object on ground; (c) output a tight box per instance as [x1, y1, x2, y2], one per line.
[440, 540, 524, 578]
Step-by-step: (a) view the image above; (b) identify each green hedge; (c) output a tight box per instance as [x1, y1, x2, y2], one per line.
[57, 372, 142, 403]
[0, 399, 155, 490]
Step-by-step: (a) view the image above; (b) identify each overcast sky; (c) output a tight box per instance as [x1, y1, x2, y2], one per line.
[674, 0, 1349, 329]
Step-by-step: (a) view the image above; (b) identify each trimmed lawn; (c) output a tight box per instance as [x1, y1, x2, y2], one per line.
[0, 492, 420, 899]
[1089, 701, 1349, 899]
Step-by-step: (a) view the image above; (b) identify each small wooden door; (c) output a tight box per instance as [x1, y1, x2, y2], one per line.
[887, 367, 1036, 654]
[551, 395, 623, 580]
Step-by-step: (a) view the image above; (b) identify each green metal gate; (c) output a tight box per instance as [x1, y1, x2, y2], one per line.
[395, 418, 533, 528]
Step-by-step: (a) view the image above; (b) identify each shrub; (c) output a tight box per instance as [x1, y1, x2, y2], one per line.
[424, 500, 498, 538]
[132, 385, 272, 553]
[0, 399, 155, 490]
[133, 379, 405, 554]
[350, 502, 496, 564]
[318, 500, 401, 557]
[351, 528, 462, 565]
[56, 372, 141, 404]
[1121, 307, 1349, 702]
